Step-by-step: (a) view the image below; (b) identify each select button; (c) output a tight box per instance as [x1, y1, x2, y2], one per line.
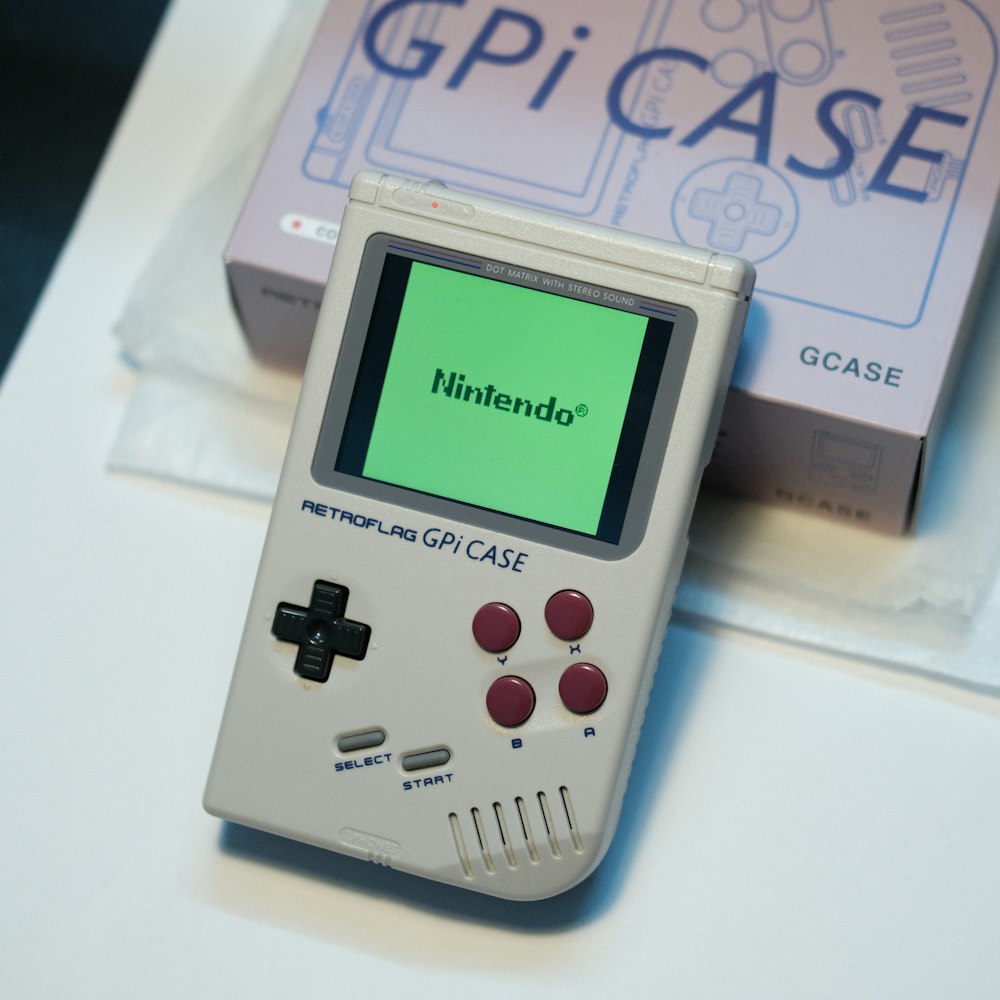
[337, 729, 387, 753]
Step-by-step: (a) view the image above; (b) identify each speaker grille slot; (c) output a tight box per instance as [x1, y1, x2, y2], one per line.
[560, 786, 583, 852]
[493, 802, 517, 867]
[515, 795, 538, 862]
[536, 791, 561, 858]
[448, 812, 472, 877]
[471, 806, 495, 873]
[449, 785, 582, 879]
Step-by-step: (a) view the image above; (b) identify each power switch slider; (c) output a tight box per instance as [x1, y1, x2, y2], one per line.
[389, 185, 475, 223]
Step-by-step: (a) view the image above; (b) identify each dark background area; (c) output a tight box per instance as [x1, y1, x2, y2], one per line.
[0, 0, 169, 380]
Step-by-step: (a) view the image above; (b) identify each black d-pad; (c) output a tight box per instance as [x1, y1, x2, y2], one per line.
[272, 581, 371, 683]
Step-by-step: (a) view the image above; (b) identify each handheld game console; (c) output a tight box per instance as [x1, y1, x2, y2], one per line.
[204, 172, 754, 899]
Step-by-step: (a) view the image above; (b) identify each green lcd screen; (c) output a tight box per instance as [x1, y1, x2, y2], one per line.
[324, 238, 678, 546]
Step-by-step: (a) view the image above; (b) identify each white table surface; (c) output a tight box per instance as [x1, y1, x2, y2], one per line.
[3, 2, 1000, 996]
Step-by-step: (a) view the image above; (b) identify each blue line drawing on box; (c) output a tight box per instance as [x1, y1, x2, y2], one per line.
[822, 5, 974, 211]
[757, 0, 995, 329]
[883, 0, 976, 113]
[711, 48, 762, 88]
[303, 0, 675, 217]
[301, 0, 996, 329]
[673, 0, 994, 328]
[879, 3, 974, 207]
[809, 431, 882, 494]
[361, 0, 672, 214]
[689, 172, 781, 252]
[701, 0, 839, 89]
[674, 159, 798, 261]
[700, 0, 750, 34]
[303, 0, 431, 186]
[761, 0, 838, 86]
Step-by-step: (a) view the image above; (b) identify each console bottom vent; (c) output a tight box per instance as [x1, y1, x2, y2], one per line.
[449, 787, 583, 878]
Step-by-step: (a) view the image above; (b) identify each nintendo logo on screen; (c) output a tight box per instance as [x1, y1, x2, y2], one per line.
[431, 368, 582, 427]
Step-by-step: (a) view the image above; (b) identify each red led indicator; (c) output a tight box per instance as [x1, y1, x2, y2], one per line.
[431, 201, 439, 208]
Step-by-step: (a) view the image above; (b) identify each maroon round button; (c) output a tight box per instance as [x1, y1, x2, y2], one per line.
[486, 675, 535, 727]
[472, 603, 521, 653]
[559, 662, 608, 714]
[544, 590, 594, 641]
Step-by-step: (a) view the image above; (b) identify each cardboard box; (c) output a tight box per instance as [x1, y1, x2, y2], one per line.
[225, 0, 1000, 532]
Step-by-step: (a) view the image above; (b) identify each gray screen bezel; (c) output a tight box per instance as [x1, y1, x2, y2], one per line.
[311, 233, 697, 561]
